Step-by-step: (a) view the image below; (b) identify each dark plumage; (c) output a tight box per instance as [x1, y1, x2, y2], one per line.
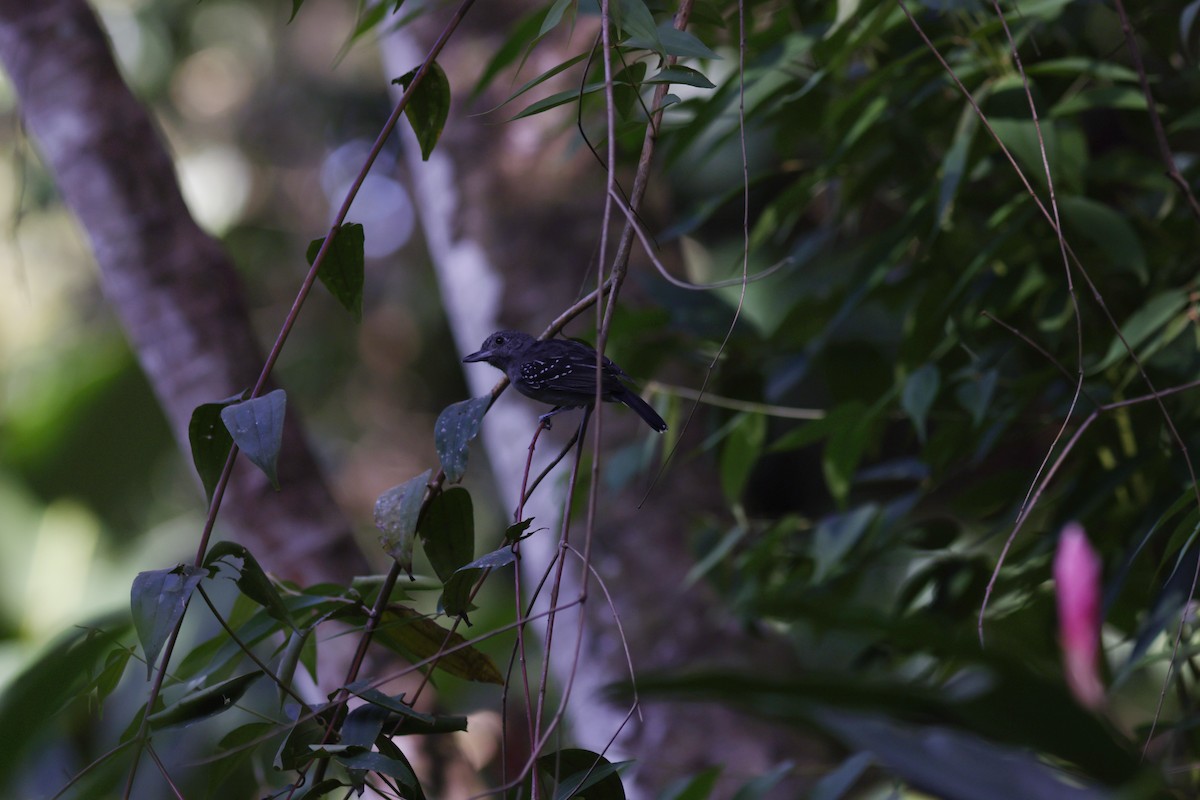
[463, 330, 668, 433]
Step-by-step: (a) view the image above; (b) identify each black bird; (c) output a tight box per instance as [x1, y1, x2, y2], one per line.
[463, 330, 667, 433]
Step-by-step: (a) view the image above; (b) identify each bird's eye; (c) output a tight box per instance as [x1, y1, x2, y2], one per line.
[495, 336, 506, 345]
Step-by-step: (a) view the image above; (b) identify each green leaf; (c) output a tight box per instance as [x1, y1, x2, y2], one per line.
[812, 504, 878, 582]
[809, 752, 873, 800]
[822, 401, 875, 507]
[901, 363, 939, 443]
[393, 62, 451, 160]
[342, 703, 389, 748]
[147, 670, 263, 729]
[0, 615, 129, 783]
[989, 118, 1059, 188]
[188, 393, 242, 502]
[657, 766, 722, 800]
[275, 717, 327, 770]
[483, 52, 592, 114]
[937, 91, 990, 228]
[539, 0, 575, 36]
[374, 469, 432, 576]
[419, 488, 475, 581]
[816, 710, 1110, 800]
[537, 749, 629, 800]
[94, 647, 133, 705]
[297, 780, 348, 800]
[307, 223, 365, 322]
[720, 413, 766, 503]
[647, 66, 716, 90]
[955, 369, 998, 428]
[443, 544, 519, 618]
[207, 722, 276, 794]
[204, 541, 293, 628]
[471, 6, 552, 99]
[275, 627, 310, 707]
[366, 605, 504, 684]
[289, 0, 305, 22]
[512, 83, 604, 120]
[505, 518, 534, 542]
[336, 751, 418, 784]
[613, 0, 661, 46]
[455, 546, 519, 573]
[344, 682, 468, 734]
[655, 26, 721, 60]
[1058, 195, 1147, 282]
[1023, 57, 1138, 82]
[435, 396, 491, 483]
[730, 762, 794, 800]
[377, 738, 429, 798]
[336, 0, 389, 64]
[345, 682, 430, 723]
[131, 565, 205, 679]
[220, 389, 287, 490]
[1090, 290, 1188, 374]
[1050, 86, 1149, 117]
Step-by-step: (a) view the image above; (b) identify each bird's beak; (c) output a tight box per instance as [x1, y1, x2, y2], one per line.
[462, 348, 490, 363]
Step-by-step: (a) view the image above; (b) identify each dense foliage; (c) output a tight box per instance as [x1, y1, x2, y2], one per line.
[2, 0, 1200, 797]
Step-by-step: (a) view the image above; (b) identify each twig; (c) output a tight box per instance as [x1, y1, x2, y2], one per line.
[195, 584, 309, 708]
[976, 0, 1084, 643]
[1110, 0, 1200, 222]
[145, 742, 186, 800]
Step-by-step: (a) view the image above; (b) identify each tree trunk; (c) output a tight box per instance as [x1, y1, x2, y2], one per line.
[0, 0, 366, 584]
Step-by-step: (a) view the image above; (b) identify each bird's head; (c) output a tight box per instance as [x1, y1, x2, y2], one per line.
[462, 330, 535, 367]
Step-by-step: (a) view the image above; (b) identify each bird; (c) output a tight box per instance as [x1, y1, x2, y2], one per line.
[463, 330, 668, 433]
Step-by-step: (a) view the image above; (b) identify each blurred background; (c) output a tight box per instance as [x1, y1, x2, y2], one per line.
[0, 0, 451, 673]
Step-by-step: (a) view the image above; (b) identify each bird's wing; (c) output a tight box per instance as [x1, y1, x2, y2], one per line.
[518, 351, 627, 394]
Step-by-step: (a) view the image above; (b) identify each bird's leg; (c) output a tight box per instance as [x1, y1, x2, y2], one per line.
[537, 406, 567, 429]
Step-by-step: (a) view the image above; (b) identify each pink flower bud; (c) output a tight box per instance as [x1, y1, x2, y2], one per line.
[1054, 522, 1105, 710]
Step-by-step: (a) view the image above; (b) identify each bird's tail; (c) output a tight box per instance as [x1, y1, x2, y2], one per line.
[617, 388, 668, 433]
